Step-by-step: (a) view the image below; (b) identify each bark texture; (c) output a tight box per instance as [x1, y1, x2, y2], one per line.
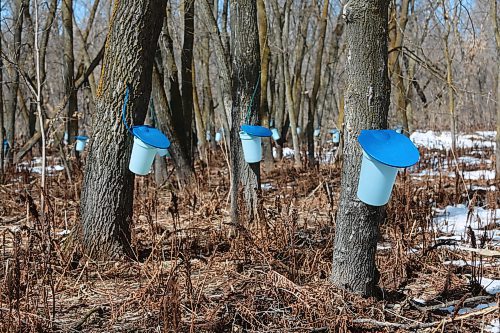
[5, 0, 24, 162]
[229, 0, 262, 225]
[157, 17, 195, 185]
[62, 0, 78, 145]
[491, 0, 500, 180]
[79, 0, 165, 260]
[331, 0, 390, 297]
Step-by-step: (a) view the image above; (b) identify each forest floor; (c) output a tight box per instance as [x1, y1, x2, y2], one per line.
[0, 131, 499, 333]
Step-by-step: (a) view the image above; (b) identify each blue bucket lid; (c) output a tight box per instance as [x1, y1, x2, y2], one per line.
[240, 125, 272, 137]
[329, 129, 339, 134]
[132, 125, 170, 149]
[358, 129, 419, 168]
[3, 139, 8, 146]
[75, 135, 88, 140]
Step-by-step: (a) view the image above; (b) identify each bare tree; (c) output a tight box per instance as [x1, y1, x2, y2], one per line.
[491, 0, 500, 180]
[62, 0, 77, 145]
[331, 0, 390, 297]
[79, 0, 165, 260]
[229, 0, 262, 227]
[5, 0, 25, 162]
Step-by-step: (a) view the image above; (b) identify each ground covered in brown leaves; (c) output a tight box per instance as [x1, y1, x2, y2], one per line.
[1, 143, 499, 332]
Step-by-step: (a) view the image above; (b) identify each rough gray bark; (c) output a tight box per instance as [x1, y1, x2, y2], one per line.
[229, 0, 262, 226]
[62, 0, 78, 145]
[199, 0, 232, 132]
[257, 0, 274, 170]
[491, 0, 500, 180]
[331, 0, 390, 297]
[5, 0, 25, 162]
[152, 60, 194, 186]
[79, 0, 165, 260]
[179, 0, 195, 166]
[307, 0, 329, 168]
[0, 34, 4, 180]
[157, 17, 195, 185]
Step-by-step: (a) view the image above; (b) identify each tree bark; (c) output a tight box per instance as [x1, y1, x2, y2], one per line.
[307, 0, 329, 168]
[180, 0, 195, 166]
[257, 0, 274, 170]
[331, 0, 390, 297]
[0, 34, 4, 180]
[388, 0, 410, 134]
[491, 0, 500, 180]
[441, 0, 456, 152]
[79, 0, 165, 260]
[157, 16, 195, 186]
[230, 0, 262, 226]
[5, 0, 25, 162]
[62, 0, 78, 145]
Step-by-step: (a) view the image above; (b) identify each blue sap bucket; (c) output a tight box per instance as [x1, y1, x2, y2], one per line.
[357, 130, 419, 206]
[240, 125, 272, 163]
[314, 128, 321, 137]
[331, 129, 340, 143]
[271, 128, 280, 141]
[75, 136, 89, 152]
[3, 139, 9, 154]
[215, 132, 222, 142]
[129, 125, 170, 175]
[358, 152, 398, 206]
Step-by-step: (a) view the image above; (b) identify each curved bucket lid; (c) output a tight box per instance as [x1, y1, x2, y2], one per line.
[75, 135, 89, 141]
[241, 125, 272, 137]
[358, 129, 419, 168]
[132, 125, 170, 149]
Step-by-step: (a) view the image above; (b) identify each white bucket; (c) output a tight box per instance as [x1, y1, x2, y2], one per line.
[206, 131, 211, 142]
[271, 128, 280, 141]
[314, 128, 321, 137]
[296, 127, 302, 135]
[357, 151, 398, 206]
[332, 130, 340, 143]
[75, 138, 88, 151]
[129, 136, 158, 175]
[239, 131, 262, 163]
[215, 132, 222, 142]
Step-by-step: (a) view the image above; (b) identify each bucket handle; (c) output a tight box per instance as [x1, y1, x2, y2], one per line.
[122, 84, 134, 136]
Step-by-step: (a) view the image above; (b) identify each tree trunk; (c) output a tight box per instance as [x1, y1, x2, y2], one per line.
[0, 34, 4, 180]
[307, 0, 329, 168]
[331, 0, 390, 297]
[62, 0, 78, 145]
[230, 0, 262, 226]
[257, 0, 274, 170]
[491, 0, 500, 180]
[79, 0, 165, 260]
[5, 0, 24, 162]
[180, 0, 195, 166]
[441, 0, 456, 152]
[388, 0, 410, 134]
[158, 17, 195, 185]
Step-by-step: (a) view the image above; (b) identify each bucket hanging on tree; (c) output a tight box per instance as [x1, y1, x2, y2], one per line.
[122, 85, 171, 175]
[239, 124, 272, 163]
[129, 125, 170, 175]
[330, 129, 340, 143]
[75, 136, 89, 152]
[356, 129, 419, 206]
[271, 128, 280, 141]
